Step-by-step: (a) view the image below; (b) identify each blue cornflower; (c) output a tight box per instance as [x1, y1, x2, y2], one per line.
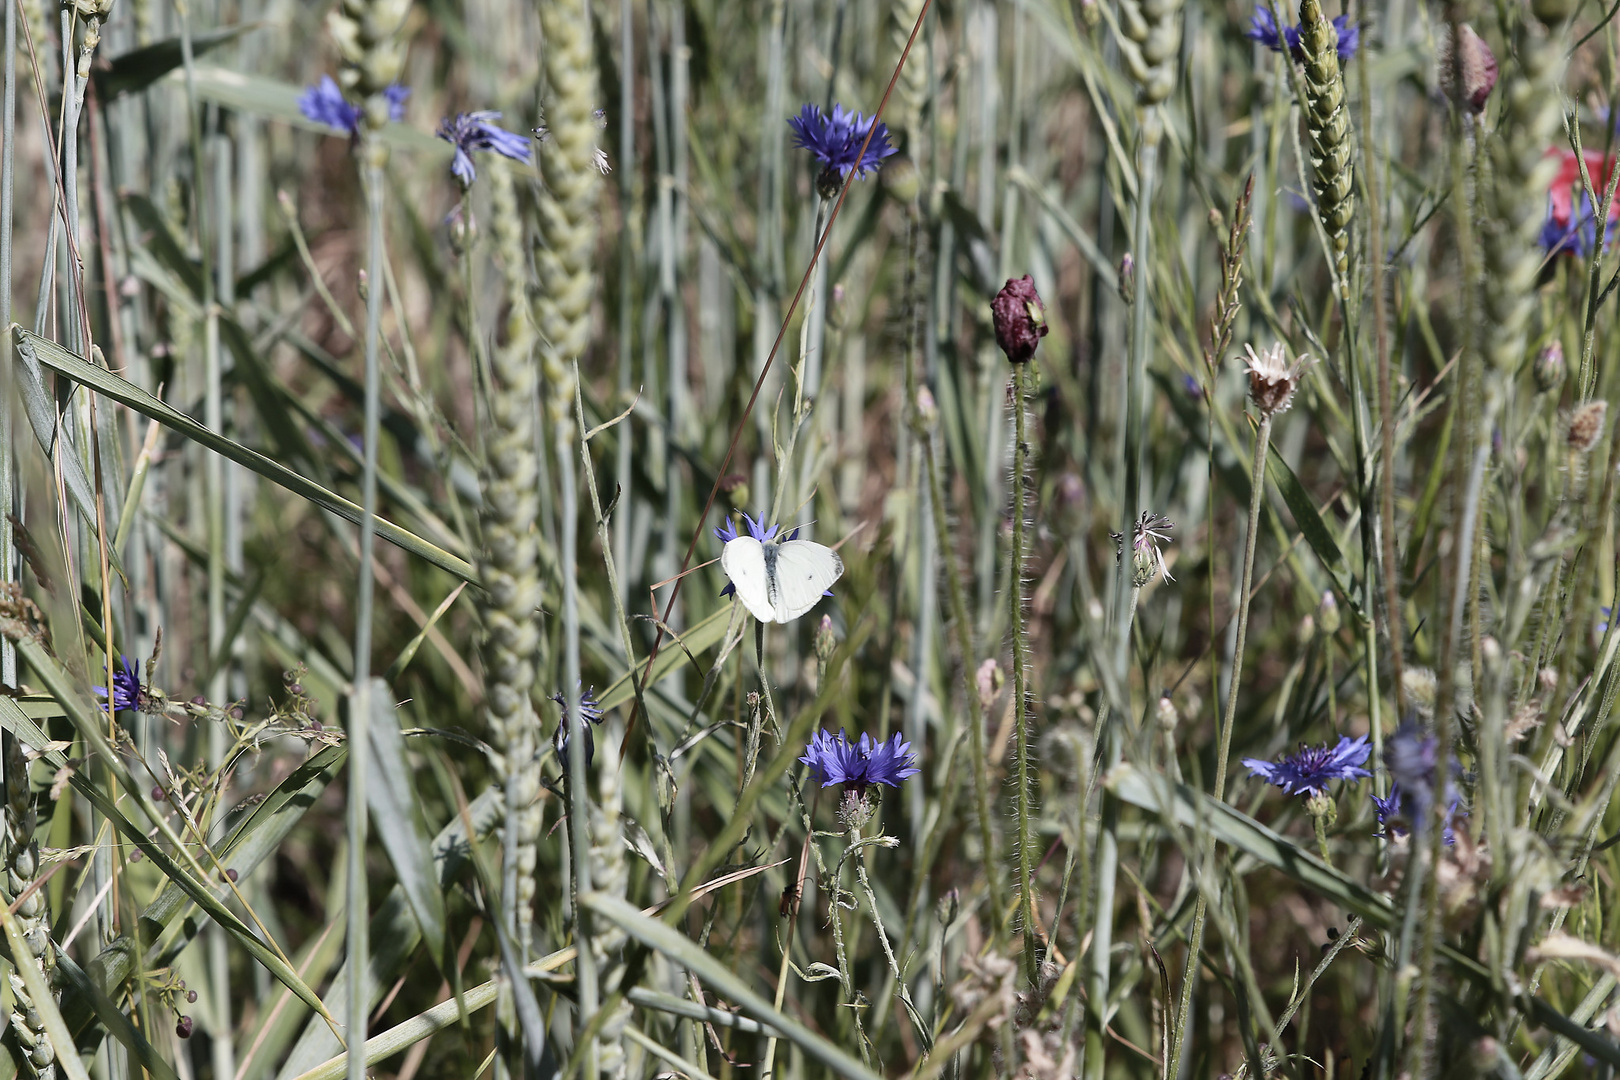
[713, 512, 801, 597]
[1372, 783, 1461, 844]
[436, 112, 532, 188]
[94, 655, 143, 713]
[1540, 191, 1612, 257]
[1242, 734, 1371, 797]
[1384, 721, 1463, 820]
[552, 684, 605, 773]
[800, 728, 919, 793]
[1246, 4, 1360, 62]
[298, 76, 408, 137]
[788, 103, 896, 189]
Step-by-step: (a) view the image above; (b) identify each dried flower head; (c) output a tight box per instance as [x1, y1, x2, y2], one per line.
[1567, 400, 1607, 452]
[991, 275, 1049, 364]
[1112, 511, 1176, 586]
[551, 684, 605, 773]
[1243, 342, 1313, 416]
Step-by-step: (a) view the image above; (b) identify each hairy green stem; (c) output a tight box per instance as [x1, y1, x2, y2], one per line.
[1010, 360, 1037, 978]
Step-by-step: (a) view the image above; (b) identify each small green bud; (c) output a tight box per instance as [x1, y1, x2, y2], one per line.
[1318, 590, 1340, 635]
[1534, 341, 1565, 392]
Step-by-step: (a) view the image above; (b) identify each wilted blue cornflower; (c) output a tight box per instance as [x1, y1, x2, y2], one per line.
[1383, 721, 1463, 823]
[298, 75, 408, 137]
[1372, 783, 1461, 844]
[436, 112, 533, 188]
[94, 655, 143, 713]
[1242, 734, 1371, 797]
[552, 684, 605, 773]
[1246, 4, 1360, 62]
[788, 103, 896, 195]
[800, 728, 919, 794]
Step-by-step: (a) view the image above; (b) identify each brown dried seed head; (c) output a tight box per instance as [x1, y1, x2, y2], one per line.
[1243, 342, 1314, 416]
[1568, 400, 1607, 452]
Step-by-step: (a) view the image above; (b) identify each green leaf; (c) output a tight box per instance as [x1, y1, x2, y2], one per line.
[13, 328, 476, 584]
[274, 788, 503, 1080]
[595, 604, 733, 712]
[1264, 443, 1367, 624]
[579, 891, 884, 1080]
[54, 953, 182, 1080]
[361, 678, 449, 970]
[94, 26, 255, 98]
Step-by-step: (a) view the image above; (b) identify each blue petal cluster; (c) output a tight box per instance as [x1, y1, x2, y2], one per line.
[800, 728, 919, 792]
[1372, 783, 1461, 845]
[298, 76, 408, 137]
[1246, 5, 1360, 62]
[1540, 192, 1611, 258]
[436, 112, 533, 187]
[1376, 722, 1465, 841]
[787, 104, 897, 181]
[552, 684, 605, 773]
[1242, 734, 1371, 797]
[94, 655, 143, 713]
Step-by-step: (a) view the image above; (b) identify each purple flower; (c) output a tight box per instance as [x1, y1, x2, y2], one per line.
[1246, 5, 1360, 62]
[713, 512, 802, 597]
[1373, 783, 1461, 845]
[436, 112, 533, 188]
[800, 728, 920, 793]
[1242, 734, 1371, 797]
[1383, 721, 1463, 824]
[298, 76, 408, 136]
[94, 656, 143, 713]
[788, 103, 896, 185]
[1540, 191, 1612, 257]
[552, 684, 604, 773]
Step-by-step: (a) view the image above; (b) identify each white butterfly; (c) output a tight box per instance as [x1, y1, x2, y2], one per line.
[717, 513, 844, 624]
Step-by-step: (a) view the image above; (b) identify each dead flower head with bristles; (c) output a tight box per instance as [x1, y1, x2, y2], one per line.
[1243, 342, 1314, 416]
[1567, 400, 1607, 453]
[1113, 511, 1176, 587]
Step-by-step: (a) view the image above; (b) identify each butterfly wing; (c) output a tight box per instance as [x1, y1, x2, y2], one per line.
[769, 540, 845, 622]
[721, 536, 777, 623]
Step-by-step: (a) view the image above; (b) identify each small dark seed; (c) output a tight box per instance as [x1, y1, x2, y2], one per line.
[225, 868, 239, 882]
[290, 683, 304, 695]
[186, 990, 197, 1004]
[176, 1016, 193, 1039]
[151, 786, 166, 801]
[310, 721, 323, 731]
[229, 707, 244, 720]
[129, 849, 143, 862]
[1327, 927, 1339, 939]
[191, 696, 207, 706]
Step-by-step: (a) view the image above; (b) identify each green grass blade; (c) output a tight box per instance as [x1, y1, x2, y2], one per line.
[13, 327, 476, 583]
[579, 890, 884, 1080]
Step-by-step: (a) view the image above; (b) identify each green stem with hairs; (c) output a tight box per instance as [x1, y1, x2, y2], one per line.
[1010, 360, 1037, 979]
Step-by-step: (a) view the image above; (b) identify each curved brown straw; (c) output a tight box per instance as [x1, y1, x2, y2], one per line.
[621, 0, 934, 759]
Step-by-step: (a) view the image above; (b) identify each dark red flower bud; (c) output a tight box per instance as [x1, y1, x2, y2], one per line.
[991, 275, 1048, 364]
